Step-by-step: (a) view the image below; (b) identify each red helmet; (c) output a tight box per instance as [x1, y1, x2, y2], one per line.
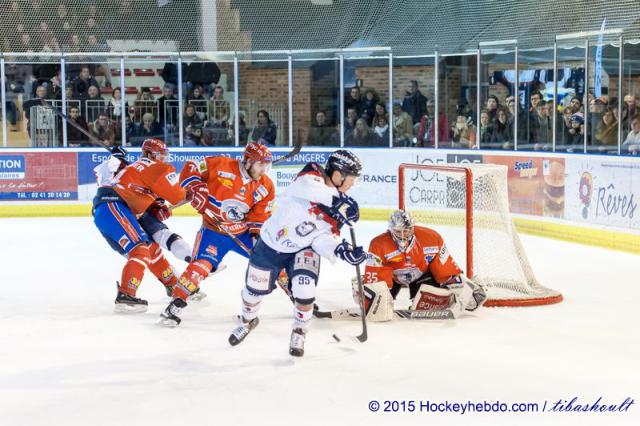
[243, 141, 273, 163]
[142, 138, 169, 161]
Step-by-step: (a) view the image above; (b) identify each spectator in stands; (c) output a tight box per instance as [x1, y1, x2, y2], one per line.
[588, 97, 606, 139]
[187, 85, 207, 103]
[417, 100, 449, 147]
[372, 116, 390, 146]
[594, 107, 618, 146]
[72, 66, 99, 98]
[82, 84, 105, 123]
[3, 79, 18, 132]
[479, 110, 493, 146]
[373, 102, 388, 125]
[402, 80, 428, 124]
[622, 116, 640, 154]
[133, 87, 156, 122]
[89, 112, 116, 146]
[22, 85, 48, 134]
[344, 107, 358, 140]
[345, 86, 363, 116]
[486, 95, 499, 121]
[346, 118, 373, 146]
[623, 94, 639, 134]
[392, 103, 414, 147]
[307, 111, 334, 146]
[208, 85, 230, 124]
[361, 88, 379, 126]
[491, 107, 514, 148]
[557, 107, 574, 147]
[451, 115, 476, 149]
[456, 98, 474, 124]
[131, 112, 163, 146]
[236, 112, 249, 145]
[250, 110, 277, 145]
[65, 106, 90, 147]
[569, 96, 583, 114]
[184, 104, 204, 146]
[531, 100, 551, 146]
[107, 87, 128, 122]
[612, 101, 628, 136]
[157, 83, 178, 128]
[567, 112, 585, 148]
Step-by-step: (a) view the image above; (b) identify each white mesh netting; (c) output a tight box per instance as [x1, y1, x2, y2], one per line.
[400, 163, 562, 306]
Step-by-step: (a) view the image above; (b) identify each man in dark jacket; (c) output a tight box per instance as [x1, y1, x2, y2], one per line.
[64, 105, 90, 146]
[307, 111, 334, 146]
[402, 80, 428, 124]
[71, 66, 99, 98]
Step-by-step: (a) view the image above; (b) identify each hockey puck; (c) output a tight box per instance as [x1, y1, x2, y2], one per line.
[332, 334, 341, 342]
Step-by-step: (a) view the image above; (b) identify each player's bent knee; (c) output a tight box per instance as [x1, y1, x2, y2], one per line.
[291, 274, 317, 305]
[245, 263, 275, 296]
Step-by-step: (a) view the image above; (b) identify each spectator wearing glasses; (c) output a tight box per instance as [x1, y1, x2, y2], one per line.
[89, 112, 116, 146]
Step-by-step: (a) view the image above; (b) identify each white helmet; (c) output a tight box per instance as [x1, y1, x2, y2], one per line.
[388, 210, 415, 250]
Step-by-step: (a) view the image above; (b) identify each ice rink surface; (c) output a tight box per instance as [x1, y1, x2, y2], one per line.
[1, 216, 639, 426]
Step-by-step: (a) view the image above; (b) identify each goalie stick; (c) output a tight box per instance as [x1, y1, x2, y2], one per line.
[315, 306, 458, 321]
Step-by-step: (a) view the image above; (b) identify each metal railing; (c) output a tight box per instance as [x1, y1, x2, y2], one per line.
[1, 42, 639, 155]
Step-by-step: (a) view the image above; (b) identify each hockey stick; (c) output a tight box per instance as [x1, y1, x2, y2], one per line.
[315, 307, 458, 321]
[39, 98, 114, 150]
[271, 138, 302, 166]
[332, 225, 368, 343]
[202, 209, 294, 301]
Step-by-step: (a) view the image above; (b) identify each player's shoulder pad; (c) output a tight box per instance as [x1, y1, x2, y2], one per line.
[414, 225, 444, 244]
[296, 162, 326, 179]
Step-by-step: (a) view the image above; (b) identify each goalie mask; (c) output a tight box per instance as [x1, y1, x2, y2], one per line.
[388, 210, 415, 251]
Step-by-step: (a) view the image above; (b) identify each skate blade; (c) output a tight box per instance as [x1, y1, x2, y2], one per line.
[156, 316, 180, 328]
[114, 303, 148, 314]
[188, 291, 207, 302]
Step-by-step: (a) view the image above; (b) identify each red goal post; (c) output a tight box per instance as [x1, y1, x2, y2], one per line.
[398, 163, 563, 307]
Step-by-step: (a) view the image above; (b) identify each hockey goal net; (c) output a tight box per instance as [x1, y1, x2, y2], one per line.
[398, 163, 562, 307]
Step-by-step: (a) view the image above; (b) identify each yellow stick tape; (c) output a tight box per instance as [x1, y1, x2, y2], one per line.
[1, 204, 638, 254]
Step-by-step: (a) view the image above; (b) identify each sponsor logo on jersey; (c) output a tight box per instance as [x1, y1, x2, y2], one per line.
[366, 253, 383, 266]
[217, 177, 234, 188]
[217, 170, 236, 180]
[206, 245, 218, 257]
[165, 172, 178, 186]
[221, 199, 249, 222]
[239, 187, 246, 195]
[276, 227, 287, 241]
[295, 221, 317, 237]
[253, 185, 269, 203]
[198, 160, 208, 173]
[439, 244, 450, 264]
[384, 250, 402, 261]
[161, 268, 174, 280]
[423, 246, 439, 254]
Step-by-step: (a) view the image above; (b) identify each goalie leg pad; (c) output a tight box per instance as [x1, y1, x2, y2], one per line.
[362, 281, 394, 322]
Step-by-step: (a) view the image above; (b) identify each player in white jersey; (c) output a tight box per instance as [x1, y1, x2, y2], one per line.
[228, 150, 367, 357]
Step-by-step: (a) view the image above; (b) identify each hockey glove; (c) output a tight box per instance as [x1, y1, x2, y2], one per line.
[329, 193, 360, 226]
[335, 239, 367, 265]
[148, 199, 171, 222]
[188, 182, 211, 214]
